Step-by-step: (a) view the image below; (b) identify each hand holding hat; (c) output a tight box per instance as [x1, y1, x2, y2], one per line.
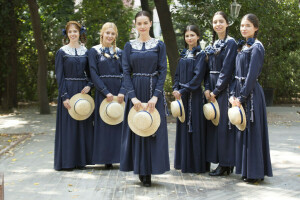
[228, 105, 246, 131]
[68, 93, 95, 121]
[170, 98, 185, 123]
[203, 99, 220, 126]
[100, 96, 125, 125]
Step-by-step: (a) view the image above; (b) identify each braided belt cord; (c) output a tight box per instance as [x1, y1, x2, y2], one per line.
[65, 77, 87, 81]
[210, 71, 221, 74]
[99, 74, 123, 79]
[227, 84, 232, 129]
[188, 92, 193, 133]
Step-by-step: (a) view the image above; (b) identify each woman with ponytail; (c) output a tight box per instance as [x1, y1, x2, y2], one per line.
[88, 22, 125, 169]
[172, 25, 208, 173]
[230, 14, 272, 182]
[204, 11, 237, 176]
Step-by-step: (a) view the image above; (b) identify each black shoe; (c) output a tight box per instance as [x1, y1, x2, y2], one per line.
[76, 166, 86, 170]
[243, 178, 264, 183]
[139, 175, 144, 183]
[143, 175, 151, 187]
[209, 165, 231, 176]
[105, 164, 113, 169]
[60, 168, 73, 171]
[206, 162, 211, 172]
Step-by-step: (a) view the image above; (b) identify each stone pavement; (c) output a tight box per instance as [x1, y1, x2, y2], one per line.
[0, 106, 300, 200]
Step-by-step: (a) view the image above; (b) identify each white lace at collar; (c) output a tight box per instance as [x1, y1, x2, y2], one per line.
[213, 36, 235, 47]
[130, 38, 159, 50]
[61, 45, 87, 56]
[92, 44, 119, 55]
[184, 49, 200, 58]
[242, 40, 264, 51]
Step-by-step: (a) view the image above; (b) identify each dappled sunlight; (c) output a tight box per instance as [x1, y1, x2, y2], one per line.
[0, 119, 29, 129]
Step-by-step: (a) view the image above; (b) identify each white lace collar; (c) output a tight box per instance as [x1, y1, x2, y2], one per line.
[184, 50, 198, 58]
[61, 45, 87, 56]
[92, 44, 119, 55]
[130, 38, 159, 50]
[242, 40, 264, 51]
[213, 36, 234, 47]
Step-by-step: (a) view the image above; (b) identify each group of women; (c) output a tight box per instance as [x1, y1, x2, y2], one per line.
[54, 10, 272, 187]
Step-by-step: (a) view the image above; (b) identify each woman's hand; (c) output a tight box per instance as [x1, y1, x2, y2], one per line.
[147, 96, 158, 113]
[234, 98, 241, 107]
[204, 90, 211, 102]
[210, 92, 216, 102]
[63, 99, 71, 110]
[117, 93, 124, 103]
[172, 90, 181, 100]
[106, 93, 114, 102]
[81, 86, 91, 94]
[131, 97, 142, 111]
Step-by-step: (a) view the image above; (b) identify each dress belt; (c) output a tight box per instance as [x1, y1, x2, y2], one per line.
[99, 74, 123, 79]
[179, 82, 193, 133]
[210, 71, 220, 74]
[65, 77, 87, 81]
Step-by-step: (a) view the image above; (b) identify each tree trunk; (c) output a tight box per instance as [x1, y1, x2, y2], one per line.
[154, 0, 179, 83]
[2, 0, 18, 111]
[140, 0, 154, 38]
[27, 0, 50, 114]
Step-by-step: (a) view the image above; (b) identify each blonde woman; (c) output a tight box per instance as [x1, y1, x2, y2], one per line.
[88, 22, 125, 169]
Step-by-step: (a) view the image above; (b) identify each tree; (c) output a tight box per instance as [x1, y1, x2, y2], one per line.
[154, 0, 179, 82]
[140, 0, 154, 37]
[27, 0, 50, 114]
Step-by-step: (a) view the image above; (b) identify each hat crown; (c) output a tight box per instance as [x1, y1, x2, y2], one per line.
[228, 107, 242, 125]
[171, 100, 182, 117]
[133, 111, 153, 130]
[74, 99, 91, 116]
[106, 102, 123, 119]
[203, 102, 216, 120]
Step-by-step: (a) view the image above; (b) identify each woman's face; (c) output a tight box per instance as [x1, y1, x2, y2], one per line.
[102, 27, 117, 46]
[67, 24, 80, 43]
[240, 19, 258, 39]
[135, 15, 152, 37]
[212, 14, 228, 35]
[185, 30, 199, 49]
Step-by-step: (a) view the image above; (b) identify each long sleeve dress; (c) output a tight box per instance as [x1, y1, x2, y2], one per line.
[204, 37, 237, 167]
[120, 38, 170, 175]
[54, 45, 94, 170]
[230, 40, 273, 179]
[173, 47, 207, 173]
[88, 44, 126, 164]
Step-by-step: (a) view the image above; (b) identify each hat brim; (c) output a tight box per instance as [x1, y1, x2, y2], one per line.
[68, 93, 95, 121]
[235, 105, 246, 131]
[211, 100, 220, 126]
[128, 103, 161, 137]
[177, 99, 185, 123]
[99, 96, 125, 125]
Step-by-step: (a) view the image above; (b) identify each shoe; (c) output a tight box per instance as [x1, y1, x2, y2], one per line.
[206, 162, 211, 172]
[139, 175, 144, 183]
[105, 164, 113, 169]
[76, 166, 86, 170]
[230, 166, 234, 173]
[143, 175, 151, 187]
[209, 165, 231, 176]
[243, 178, 264, 183]
[60, 168, 73, 171]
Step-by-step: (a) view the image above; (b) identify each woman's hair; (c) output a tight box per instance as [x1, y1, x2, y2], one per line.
[135, 10, 152, 23]
[242, 13, 259, 38]
[100, 22, 118, 52]
[183, 25, 200, 48]
[63, 21, 86, 45]
[211, 11, 229, 45]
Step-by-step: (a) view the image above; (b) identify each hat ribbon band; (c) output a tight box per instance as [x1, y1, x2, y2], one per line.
[239, 108, 243, 124]
[210, 102, 217, 119]
[74, 98, 88, 115]
[105, 102, 113, 118]
[176, 100, 183, 117]
[140, 110, 153, 127]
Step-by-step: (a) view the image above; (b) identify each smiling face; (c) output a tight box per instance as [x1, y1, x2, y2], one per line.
[185, 30, 199, 49]
[213, 14, 228, 35]
[67, 24, 80, 43]
[102, 27, 117, 47]
[240, 19, 258, 40]
[135, 15, 152, 37]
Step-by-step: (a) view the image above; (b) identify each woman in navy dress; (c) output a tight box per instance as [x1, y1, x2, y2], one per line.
[54, 21, 94, 171]
[120, 11, 170, 187]
[88, 22, 125, 169]
[204, 11, 237, 176]
[230, 14, 272, 182]
[172, 25, 207, 173]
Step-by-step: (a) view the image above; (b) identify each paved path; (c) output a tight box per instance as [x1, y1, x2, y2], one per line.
[0, 106, 300, 200]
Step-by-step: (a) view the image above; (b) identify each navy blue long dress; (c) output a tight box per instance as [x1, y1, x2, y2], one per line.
[54, 45, 94, 170]
[230, 40, 273, 179]
[88, 44, 126, 164]
[204, 37, 237, 167]
[120, 38, 170, 175]
[173, 47, 207, 173]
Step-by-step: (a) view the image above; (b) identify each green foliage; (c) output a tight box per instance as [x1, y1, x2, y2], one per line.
[171, 0, 300, 102]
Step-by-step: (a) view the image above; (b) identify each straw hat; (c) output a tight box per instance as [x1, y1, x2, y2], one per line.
[228, 105, 246, 131]
[128, 103, 161, 137]
[203, 100, 220, 126]
[68, 93, 95, 121]
[170, 99, 185, 123]
[99, 96, 125, 125]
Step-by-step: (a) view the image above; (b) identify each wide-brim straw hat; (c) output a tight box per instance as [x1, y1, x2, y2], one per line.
[228, 105, 246, 131]
[99, 96, 125, 125]
[68, 93, 95, 121]
[203, 100, 220, 126]
[170, 98, 185, 123]
[128, 103, 161, 137]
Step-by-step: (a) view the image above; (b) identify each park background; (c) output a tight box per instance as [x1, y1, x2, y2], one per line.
[0, 0, 299, 114]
